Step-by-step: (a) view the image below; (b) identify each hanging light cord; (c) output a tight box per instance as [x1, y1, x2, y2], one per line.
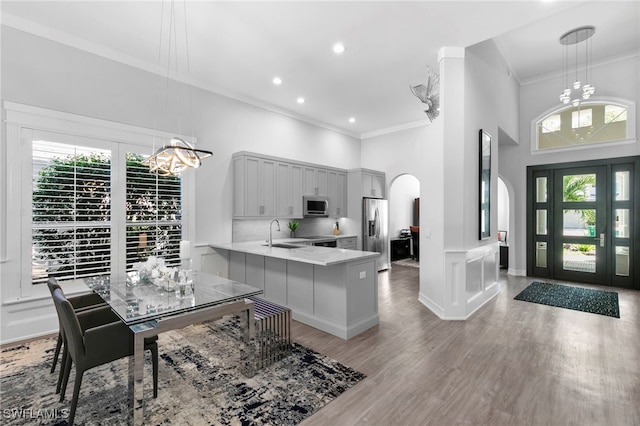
[182, 0, 196, 146]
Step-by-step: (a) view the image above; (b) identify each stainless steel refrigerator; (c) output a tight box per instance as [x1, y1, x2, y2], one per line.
[362, 197, 389, 271]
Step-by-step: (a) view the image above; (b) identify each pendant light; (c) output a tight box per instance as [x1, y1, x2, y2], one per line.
[558, 26, 596, 107]
[145, 0, 212, 175]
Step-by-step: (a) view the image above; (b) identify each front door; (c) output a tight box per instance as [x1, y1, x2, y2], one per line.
[528, 157, 638, 289]
[553, 166, 607, 284]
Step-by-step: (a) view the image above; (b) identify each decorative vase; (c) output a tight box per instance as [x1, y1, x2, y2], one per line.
[290, 231, 295, 238]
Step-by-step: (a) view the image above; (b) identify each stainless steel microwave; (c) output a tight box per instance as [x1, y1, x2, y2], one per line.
[303, 196, 329, 217]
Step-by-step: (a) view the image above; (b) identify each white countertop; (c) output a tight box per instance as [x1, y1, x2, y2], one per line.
[283, 234, 356, 243]
[210, 239, 378, 266]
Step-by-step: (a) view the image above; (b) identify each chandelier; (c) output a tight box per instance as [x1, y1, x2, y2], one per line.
[145, 0, 212, 175]
[558, 26, 596, 107]
[147, 137, 212, 175]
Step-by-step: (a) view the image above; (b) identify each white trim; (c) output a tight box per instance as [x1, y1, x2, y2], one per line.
[1, 102, 196, 342]
[361, 119, 430, 140]
[4, 101, 194, 148]
[2, 14, 361, 140]
[438, 46, 466, 61]
[520, 49, 640, 87]
[530, 97, 637, 154]
[530, 137, 637, 156]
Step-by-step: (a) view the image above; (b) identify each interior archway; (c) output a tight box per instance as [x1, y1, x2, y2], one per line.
[498, 175, 513, 274]
[389, 173, 420, 268]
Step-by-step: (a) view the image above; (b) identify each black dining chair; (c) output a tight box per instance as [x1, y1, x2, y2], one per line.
[51, 287, 159, 425]
[47, 278, 107, 375]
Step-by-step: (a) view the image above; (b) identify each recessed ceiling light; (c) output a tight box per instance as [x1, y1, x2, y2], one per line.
[272, 76, 282, 85]
[349, 117, 356, 123]
[333, 42, 346, 54]
[297, 97, 305, 104]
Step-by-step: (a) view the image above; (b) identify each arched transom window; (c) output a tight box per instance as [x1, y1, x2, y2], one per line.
[533, 98, 636, 152]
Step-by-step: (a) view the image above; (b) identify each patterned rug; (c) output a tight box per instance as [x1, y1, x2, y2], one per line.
[514, 281, 620, 318]
[0, 317, 365, 425]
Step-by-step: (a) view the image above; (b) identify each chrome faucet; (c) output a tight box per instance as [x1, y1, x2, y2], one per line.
[268, 218, 280, 247]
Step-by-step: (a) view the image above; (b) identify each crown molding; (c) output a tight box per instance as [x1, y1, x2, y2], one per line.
[361, 119, 431, 140]
[1, 13, 361, 140]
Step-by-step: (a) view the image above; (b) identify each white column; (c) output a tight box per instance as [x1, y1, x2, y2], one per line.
[419, 47, 467, 318]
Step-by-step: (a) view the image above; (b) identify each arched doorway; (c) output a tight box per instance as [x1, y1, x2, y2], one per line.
[498, 175, 513, 274]
[389, 174, 420, 267]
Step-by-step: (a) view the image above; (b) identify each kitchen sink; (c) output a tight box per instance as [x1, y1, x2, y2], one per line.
[262, 243, 300, 249]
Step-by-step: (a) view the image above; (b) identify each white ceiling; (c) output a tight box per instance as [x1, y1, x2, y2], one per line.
[2, 1, 639, 138]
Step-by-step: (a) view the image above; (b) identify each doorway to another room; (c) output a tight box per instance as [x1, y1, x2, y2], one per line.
[498, 177, 511, 272]
[389, 174, 420, 269]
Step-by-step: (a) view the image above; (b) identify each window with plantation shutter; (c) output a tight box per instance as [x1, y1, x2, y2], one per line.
[30, 141, 184, 286]
[4, 103, 194, 300]
[32, 141, 112, 284]
[126, 153, 182, 270]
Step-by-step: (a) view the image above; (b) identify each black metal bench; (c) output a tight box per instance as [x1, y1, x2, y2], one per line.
[248, 296, 292, 369]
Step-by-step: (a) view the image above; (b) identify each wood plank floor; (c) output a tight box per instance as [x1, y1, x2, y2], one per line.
[293, 265, 640, 426]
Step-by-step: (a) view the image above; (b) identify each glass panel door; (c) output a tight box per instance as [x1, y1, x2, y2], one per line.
[611, 165, 633, 287]
[528, 157, 637, 288]
[553, 167, 607, 283]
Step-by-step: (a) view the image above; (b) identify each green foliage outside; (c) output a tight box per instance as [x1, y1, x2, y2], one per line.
[32, 153, 181, 281]
[563, 174, 596, 225]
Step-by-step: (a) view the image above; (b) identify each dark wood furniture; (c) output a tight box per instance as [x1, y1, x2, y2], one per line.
[391, 237, 412, 261]
[410, 226, 420, 261]
[500, 245, 509, 269]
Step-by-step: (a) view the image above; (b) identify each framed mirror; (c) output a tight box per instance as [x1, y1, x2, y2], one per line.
[479, 129, 491, 240]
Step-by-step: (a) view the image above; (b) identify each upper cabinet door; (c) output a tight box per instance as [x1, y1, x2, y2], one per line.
[275, 162, 303, 218]
[316, 168, 328, 196]
[328, 170, 348, 217]
[244, 156, 262, 216]
[303, 166, 317, 196]
[234, 155, 276, 218]
[363, 171, 385, 198]
[303, 166, 328, 196]
[290, 164, 304, 217]
[275, 162, 291, 217]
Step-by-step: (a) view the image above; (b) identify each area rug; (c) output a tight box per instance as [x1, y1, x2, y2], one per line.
[0, 317, 365, 425]
[514, 281, 620, 318]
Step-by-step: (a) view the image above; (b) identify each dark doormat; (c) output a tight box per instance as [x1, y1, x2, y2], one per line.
[514, 281, 620, 318]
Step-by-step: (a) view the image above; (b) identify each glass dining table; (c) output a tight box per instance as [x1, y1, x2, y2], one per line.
[85, 271, 263, 425]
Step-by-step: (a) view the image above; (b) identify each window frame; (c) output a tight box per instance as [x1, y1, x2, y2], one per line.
[4, 102, 195, 300]
[531, 97, 637, 155]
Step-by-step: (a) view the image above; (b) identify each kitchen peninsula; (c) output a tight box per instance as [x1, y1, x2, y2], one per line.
[209, 241, 379, 339]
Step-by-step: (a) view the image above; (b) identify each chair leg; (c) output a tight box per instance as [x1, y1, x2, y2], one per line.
[60, 354, 72, 402]
[68, 369, 83, 426]
[56, 345, 68, 394]
[51, 332, 62, 374]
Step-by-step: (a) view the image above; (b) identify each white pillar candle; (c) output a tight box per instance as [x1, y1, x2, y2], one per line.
[180, 240, 191, 260]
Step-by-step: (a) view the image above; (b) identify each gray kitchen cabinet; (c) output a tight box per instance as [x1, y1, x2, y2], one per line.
[328, 170, 348, 217]
[234, 151, 346, 219]
[338, 236, 357, 250]
[276, 162, 303, 218]
[348, 168, 386, 200]
[362, 170, 385, 198]
[233, 154, 276, 218]
[303, 166, 328, 196]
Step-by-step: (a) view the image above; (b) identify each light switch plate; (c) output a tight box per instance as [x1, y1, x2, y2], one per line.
[359, 271, 366, 279]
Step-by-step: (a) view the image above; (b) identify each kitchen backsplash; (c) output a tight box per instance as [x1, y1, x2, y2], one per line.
[232, 217, 354, 242]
